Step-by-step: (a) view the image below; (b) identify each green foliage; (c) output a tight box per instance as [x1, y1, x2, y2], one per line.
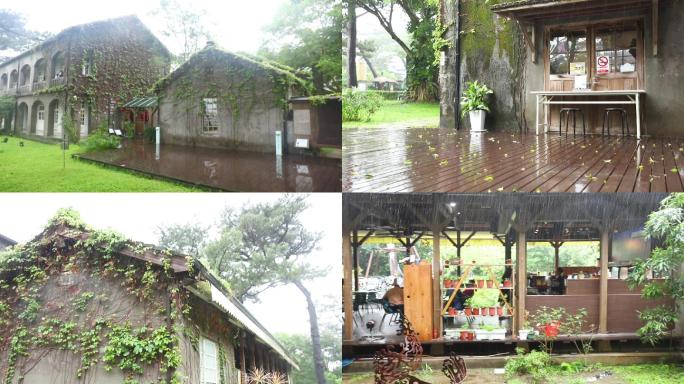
[610, 363, 684, 384]
[529, 306, 592, 354]
[526, 243, 599, 274]
[80, 128, 120, 152]
[143, 126, 156, 143]
[342, 88, 383, 122]
[460, 80, 493, 117]
[259, 0, 342, 93]
[157, 221, 209, 256]
[103, 325, 180, 374]
[199, 194, 323, 302]
[636, 305, 677, 346]
[505, 348, 552, 383]
[627, 193, 684, 345]
[48, 207, 88, 229]
[74, 291, 95, 311]
[468, 288, 499, 308]
[406, 2, 439, 102]
[276, 328, 342, 384]
[62, 111, 80, 144]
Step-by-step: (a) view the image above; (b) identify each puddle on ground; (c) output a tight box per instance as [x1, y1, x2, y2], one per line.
[79, 140, 341, 192]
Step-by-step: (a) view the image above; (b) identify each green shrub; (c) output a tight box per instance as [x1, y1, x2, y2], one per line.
[342, 88, 383, 122]
[62, 112, 79, 144]
[143, 126, 156, 143]
[505, 348, 551, 383]
[122, 121, 136, 138]
[80, 129, 120, 152]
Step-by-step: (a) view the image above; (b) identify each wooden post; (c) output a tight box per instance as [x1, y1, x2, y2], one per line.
[352, 230, 359, 291]
[515, 230, 527, 337]
[343, 228, 353, 341]
[599, 229, 610, 333]
[432, 228, 442, 339]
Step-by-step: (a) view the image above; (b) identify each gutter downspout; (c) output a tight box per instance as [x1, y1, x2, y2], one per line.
[455, 0, 462, 130]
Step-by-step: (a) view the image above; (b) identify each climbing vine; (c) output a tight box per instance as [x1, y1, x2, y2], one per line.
[0, 209, 186, 382]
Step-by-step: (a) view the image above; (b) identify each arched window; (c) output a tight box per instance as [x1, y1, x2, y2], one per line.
[20, 65, 31, 86]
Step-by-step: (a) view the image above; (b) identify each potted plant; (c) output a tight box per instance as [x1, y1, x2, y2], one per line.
[497, 306, 504, 316]
[448, 307, 456, 316]
[519, 312, 533, 340]
[476, 279, 485, 288]
[488, 307, 497, 316]
[460, 80, 493, 132]
[503, 279, 512, 288]
[476, 325, 495, 341]
[472, 307, 480, 316]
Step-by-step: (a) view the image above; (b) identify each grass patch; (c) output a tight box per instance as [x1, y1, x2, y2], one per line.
[610, 363, 684, 384]
[343, 100, 439, 129]
[0, 136, 195, 191]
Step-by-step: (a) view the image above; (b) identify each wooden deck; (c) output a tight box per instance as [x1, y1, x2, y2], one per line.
[343, 128, 684, 192]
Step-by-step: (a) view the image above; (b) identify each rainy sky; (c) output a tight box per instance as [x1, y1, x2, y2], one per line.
[4, 0, 288, 55]
[0, 193, 341, 335]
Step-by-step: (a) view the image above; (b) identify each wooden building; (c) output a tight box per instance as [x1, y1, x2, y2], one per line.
[0, 214, 296, 383]
[342, 193, 679, 354]
[439, 0, 684, 137]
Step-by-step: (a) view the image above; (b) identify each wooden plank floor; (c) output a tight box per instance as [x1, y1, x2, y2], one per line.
[343, 128, 684, 192]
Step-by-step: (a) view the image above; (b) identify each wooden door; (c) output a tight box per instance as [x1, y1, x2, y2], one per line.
[403, 263, 433, 341]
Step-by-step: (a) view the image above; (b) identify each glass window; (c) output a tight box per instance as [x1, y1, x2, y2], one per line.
[200, 337, 219, 384]
[202, 98, 219, 133]
[595, 27, 637, 74]
[550, 31, 587, 75]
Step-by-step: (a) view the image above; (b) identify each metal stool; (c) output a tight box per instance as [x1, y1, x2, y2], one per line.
[559, 108, 586, 137]
[602, 108, 629, 136]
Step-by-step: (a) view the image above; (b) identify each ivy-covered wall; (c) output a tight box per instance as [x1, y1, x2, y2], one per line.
[1, 15, 170, 137]
[157, 47, 303, 152]
[177, 295, 240, 384]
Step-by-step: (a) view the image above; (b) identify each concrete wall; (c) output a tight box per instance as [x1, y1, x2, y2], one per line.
[158, 49, 287, 152]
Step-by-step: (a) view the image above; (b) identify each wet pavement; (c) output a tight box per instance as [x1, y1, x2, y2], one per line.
[78, 140, 341, 192]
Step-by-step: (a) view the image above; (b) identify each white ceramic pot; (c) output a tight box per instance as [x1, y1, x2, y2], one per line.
[490, 329, 506, 340]
[469, 109, 487, 132]
[519, 329, 531, 340]
[475, 329, 490, 341]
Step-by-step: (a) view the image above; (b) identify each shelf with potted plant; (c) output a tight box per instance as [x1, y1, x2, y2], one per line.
[441, 260, 515, 339]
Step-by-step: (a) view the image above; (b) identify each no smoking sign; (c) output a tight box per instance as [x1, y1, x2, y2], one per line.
[597, 55, 610, 74]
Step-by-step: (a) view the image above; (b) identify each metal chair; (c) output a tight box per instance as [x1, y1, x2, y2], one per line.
[558, 108, 586, 137]
[602, 108, 629, 136]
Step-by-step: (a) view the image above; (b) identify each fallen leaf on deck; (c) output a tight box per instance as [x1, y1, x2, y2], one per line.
[484, 175, 494, 182]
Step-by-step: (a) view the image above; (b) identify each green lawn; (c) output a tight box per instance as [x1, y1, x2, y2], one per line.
[344, 363, 684, 384]
[343, 100, 440, 129]
[0, 136, 194, 191]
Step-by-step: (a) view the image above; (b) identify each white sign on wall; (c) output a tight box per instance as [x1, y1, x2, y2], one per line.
[597, 55, 610, 74]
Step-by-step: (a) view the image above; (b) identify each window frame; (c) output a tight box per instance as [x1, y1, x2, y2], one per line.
[201, 97, 219, 134]
[544, 18, 644, 90]
[200, 337, 220, 384]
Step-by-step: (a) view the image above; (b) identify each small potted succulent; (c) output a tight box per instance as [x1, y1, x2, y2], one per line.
[460, 80, 494, 132]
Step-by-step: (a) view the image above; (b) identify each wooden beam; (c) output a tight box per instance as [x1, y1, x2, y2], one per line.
[515, 230, 527, 337]
[432, 228, 442, 339]
[599, 229, 610, 333]
[343, 229, 353, 341]
[652, 0, 659, 56]
[517, 21, 537, 64]
[352, 230, 359, 291]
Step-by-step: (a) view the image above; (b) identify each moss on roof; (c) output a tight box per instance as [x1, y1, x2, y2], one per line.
[0, 15, 171, 66]
[152, 45, 312, 95]
[491, 0, 588, 11]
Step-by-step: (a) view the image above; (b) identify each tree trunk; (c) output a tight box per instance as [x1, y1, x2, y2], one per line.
[294, 280, 327, 384]
[347, 0, 358, 87]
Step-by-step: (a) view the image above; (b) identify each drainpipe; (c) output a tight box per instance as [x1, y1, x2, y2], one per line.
[455, 0, 462, 130]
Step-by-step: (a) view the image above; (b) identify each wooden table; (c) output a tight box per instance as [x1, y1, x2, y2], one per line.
[531, 90, 646, 139]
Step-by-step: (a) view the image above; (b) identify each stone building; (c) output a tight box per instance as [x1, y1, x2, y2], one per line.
[154, 43, 310, 152]
[0, 214, 296, 383]
[0, 15, 170, 139]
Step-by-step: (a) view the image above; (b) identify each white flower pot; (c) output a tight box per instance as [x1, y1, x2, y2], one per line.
[475, 329, 490, 341]
[490, 329, 506, 340]
[519, 329, 532, 340]
[469, 109, 487, 132]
